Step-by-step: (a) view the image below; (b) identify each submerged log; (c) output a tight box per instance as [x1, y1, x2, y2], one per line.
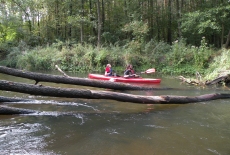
[0, 96, 32, 102]
[0, 66, 172, 91]
[1, 80, 230, 104]
[205, 74, 230, 85]
[0, 96, 38, 115]
[178, 76, 201, 85]
[0, 105, 37, 114]
[178, 72, 230, 86]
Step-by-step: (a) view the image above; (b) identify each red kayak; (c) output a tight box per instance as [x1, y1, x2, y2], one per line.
[88, 74, 161, 84]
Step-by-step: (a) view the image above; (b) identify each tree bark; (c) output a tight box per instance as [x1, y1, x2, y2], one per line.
[101, 0, 105, 33]
[0, 105, 37, 115]
[225, 30, 230, 49]
[80, 0, 84, 44]
[89, 0, 97, 36]
[0, 96, 32, 102]
[96, 0, 102, 49]
[167, 0, 172, 44]
[0, 66, 172, 91]
[178, 72, 230, 86]
[205, 74, 230, 85]
[1, 80, 230, 104]
[176, 0, 182, 38]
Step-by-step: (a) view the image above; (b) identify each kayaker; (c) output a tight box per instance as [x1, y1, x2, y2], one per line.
[124, 64, 139, 78]
[105, 64, 113, 76]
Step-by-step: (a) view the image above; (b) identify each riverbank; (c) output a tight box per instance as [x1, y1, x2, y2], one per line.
[0, 39, 229, 82]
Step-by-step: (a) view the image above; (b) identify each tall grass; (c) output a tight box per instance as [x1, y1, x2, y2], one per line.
[204, 49, 230, 80]
[160, 37, 215, 76]
[1, 38, 219, 78]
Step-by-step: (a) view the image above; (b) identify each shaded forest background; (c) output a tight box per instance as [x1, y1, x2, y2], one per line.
[0, 0, 230, 80]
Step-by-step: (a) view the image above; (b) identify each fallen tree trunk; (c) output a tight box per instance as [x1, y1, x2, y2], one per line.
[0, 96, 39, 114]
[205, 75, 228, 85]
[178, 75, 230, 86]
[0, 105, 37, 114]
[0, 66, 172, 91]
[0, 96, 32, 102]
[205, 74, 230, 85]
[1, 80, 230, 104]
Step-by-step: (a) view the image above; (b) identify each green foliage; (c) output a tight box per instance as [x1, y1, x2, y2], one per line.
[16, 47, 54, 70]
[4, 50, 21, 68]
[1, 0, 229, 78]
[0, 22, 18, 43]
[0, 42, 11, 59]
[94, 48, 110, 69]
[159, 38, 215, 75]
[122, 21, 149, 42]
[181, 5, 230, 46]
[141, 39, 171, 69]
[0, 0, 229, 50]
[0, 37, 219, 79]
[192, 37, 212, 69]
[204, 49, 230, 80]
[50, 43, 107, 72]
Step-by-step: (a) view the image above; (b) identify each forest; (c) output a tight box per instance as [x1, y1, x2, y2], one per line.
[0, 0, 230, 80]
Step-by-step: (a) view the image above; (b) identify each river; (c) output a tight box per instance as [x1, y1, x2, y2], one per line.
[0, 71, 230, 155]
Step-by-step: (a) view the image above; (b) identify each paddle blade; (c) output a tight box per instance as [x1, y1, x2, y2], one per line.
[145, 68, 155, 73]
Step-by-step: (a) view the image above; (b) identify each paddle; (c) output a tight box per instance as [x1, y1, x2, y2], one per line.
[123, 68, 155, 78]
[122, 68, 155, 78]
[141, 68, 155, 74]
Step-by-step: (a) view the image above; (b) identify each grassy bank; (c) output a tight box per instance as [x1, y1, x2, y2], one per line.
[1, 38, 229, 81]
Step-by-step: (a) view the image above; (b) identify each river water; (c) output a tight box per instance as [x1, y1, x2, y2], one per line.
[0, 71, 230, 155]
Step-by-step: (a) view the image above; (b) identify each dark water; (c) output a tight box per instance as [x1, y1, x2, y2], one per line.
[0, 72, 230, 155]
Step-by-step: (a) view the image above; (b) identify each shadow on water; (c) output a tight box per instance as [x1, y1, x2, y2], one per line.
[1, 72, 230, 155]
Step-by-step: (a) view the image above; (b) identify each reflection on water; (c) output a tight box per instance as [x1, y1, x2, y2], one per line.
[0, 72, 230, 154]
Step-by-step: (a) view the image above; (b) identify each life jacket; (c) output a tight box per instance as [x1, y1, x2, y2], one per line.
[108, 68, 113, 76]
[130, 69, 135, 74]
[106, 67, 112, 76]
[124, 69, 131, 75]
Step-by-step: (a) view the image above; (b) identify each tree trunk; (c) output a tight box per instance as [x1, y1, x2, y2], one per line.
[101, 0, 105, 33]
[225, 30, 230, 49]
[176, 0, 182, 38]
[80, 0, 84, 44]
[221, 24, 224, 47]
[55, 0, 61, 37]
[178, 73, 230, 86]
[96, 0, 102, 49]
[167, 0, 172, 44]
[1, 80, 230, 104]
[205, 74, 230, 85]
[0, 106, 37, 115]
[0, 66, 172, 91]
[148, 0, 154, 41]
[68, 0, 73, 39]
[89, 0, 97, 36]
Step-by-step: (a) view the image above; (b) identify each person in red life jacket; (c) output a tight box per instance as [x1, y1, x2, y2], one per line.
[124, 64, 139, 78]
[105, 64, 113, 76]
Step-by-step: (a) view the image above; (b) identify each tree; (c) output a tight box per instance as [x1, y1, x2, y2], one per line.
[96, 0, 102, 49]
[0, 0, 229, 48]
[181, 5, 230, 48]
[225, 30, 230, 49]
[167, 0, 172, 44]
[176, 0, 182, 38]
